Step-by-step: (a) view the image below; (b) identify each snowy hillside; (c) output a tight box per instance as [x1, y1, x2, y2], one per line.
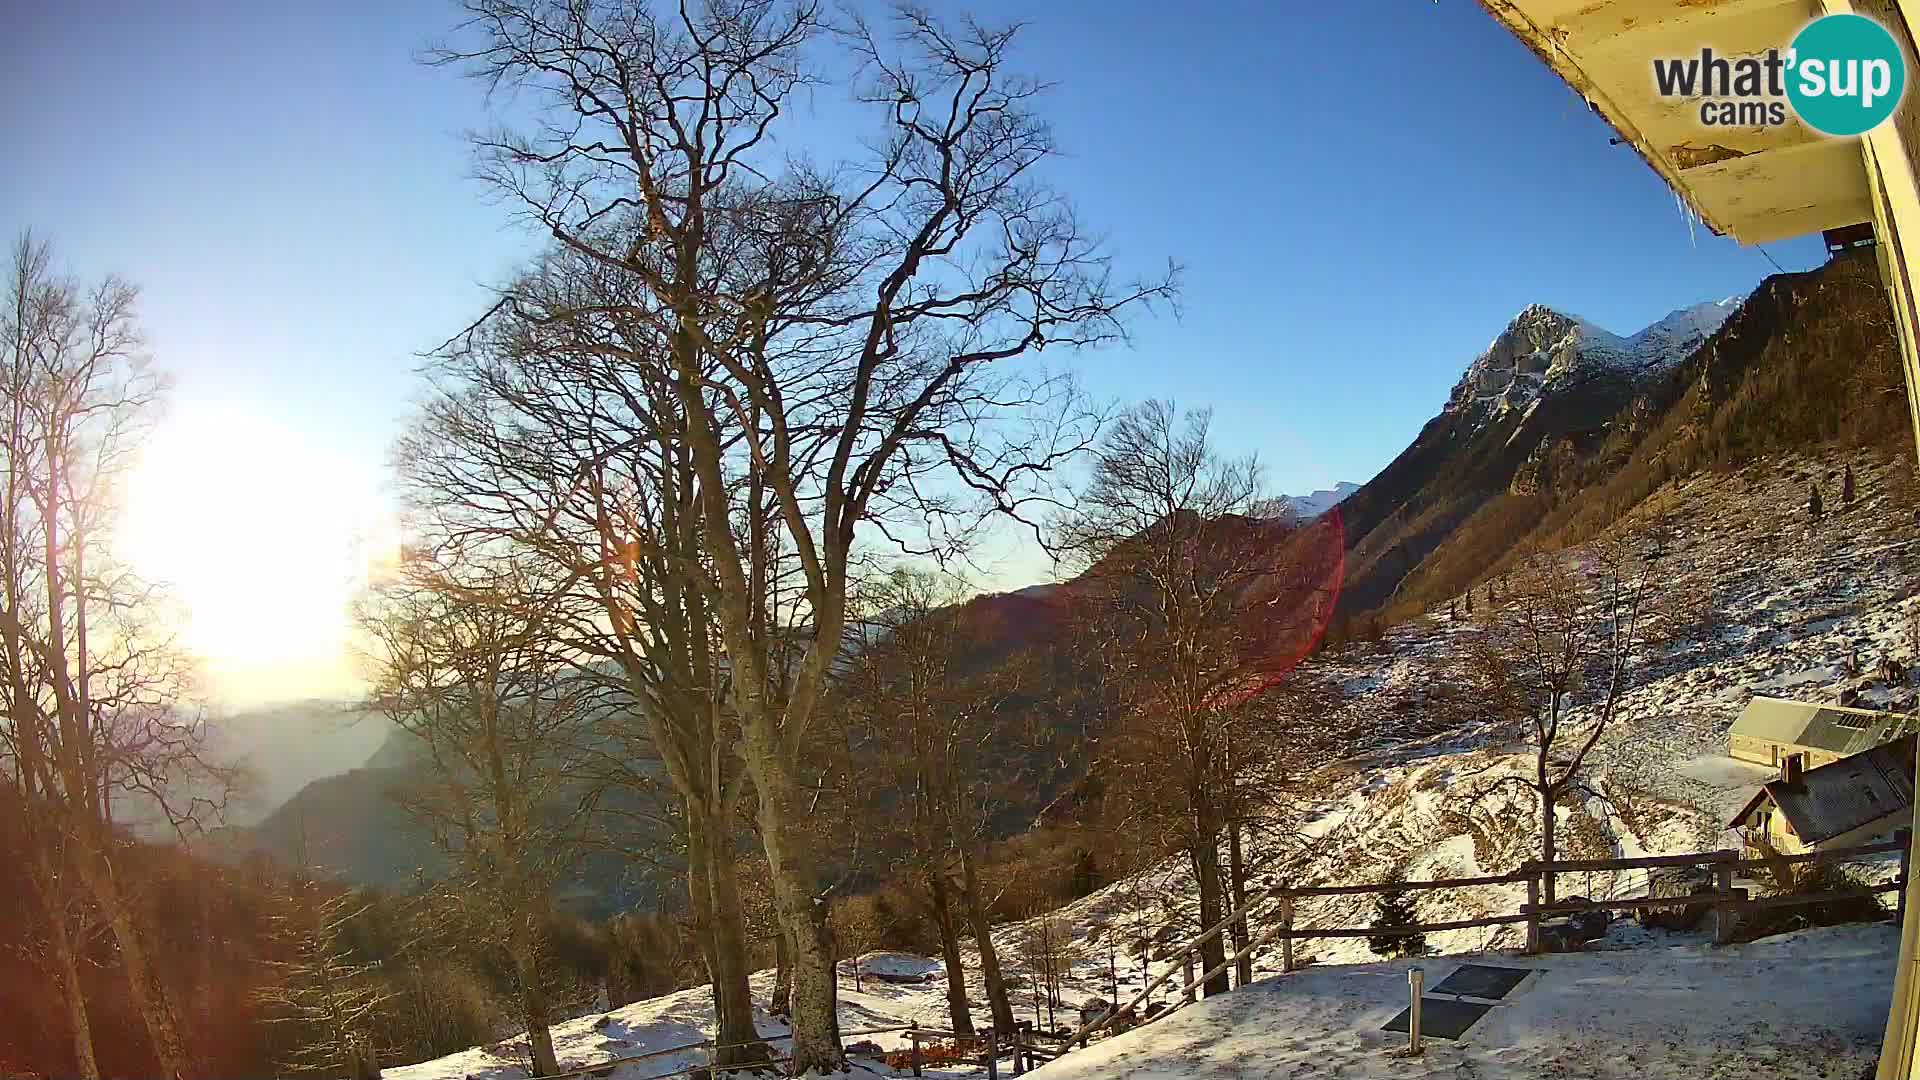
[390, 448, 1914, 1079]
[1283, 448, 1915, 955]
[1447, 298, 1738, 425]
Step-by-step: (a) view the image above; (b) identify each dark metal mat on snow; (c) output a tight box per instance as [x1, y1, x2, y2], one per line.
[1381, 997, 1494, 1041]
[1429, 963, 1531, 1001]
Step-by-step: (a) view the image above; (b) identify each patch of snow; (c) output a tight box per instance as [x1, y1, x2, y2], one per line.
[1036, 924, 1896, 1080]
[1277, 482, 1361, 522]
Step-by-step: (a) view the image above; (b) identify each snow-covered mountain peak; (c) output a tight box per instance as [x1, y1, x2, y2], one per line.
[1447, 296, 1740, 423]
[1625, 296, 1741, 365]
[1277, 482, 1360, 522]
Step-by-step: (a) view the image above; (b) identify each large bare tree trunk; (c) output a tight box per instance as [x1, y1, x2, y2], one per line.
[742, 736, 841, 1073]
[1227, 820, 1252, 988]
[960, 850, 1017, 1033]
[46, 883, 102, 1080]
[691, 804, 771, 1069]
[770, 931, 792, 1018]
[927, 869, 974, 1034]
[509, 907, 561, 1077]
[73, 842, 192, 1080]
[1191, 805, 1230, 997]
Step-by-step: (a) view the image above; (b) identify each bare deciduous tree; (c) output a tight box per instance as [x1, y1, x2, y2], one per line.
[257, 875, 391, 1079]
[1466, 533, 1680, 904]
[428, 4, 1172, 1068]
[836, 567, 1040, 1033]
[1054, 401, 1333, 995]
[0, 232, 217, 1080]
[397, 242, 775, 1067]
[1011, 913, 1081, 1031]
[359, 556, 610, 1077]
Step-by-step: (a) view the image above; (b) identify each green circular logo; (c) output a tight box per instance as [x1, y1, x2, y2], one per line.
[1787, 14, 1907, 137]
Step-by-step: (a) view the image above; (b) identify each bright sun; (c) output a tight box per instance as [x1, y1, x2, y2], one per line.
[119, 407, 387, 697]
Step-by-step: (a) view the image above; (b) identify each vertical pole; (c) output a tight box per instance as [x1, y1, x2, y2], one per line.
[1899, 829, 1913, 929]
[1714, 855, 1736, 946]
[984, 1027, 998, 1080]
[1525, 869, 1542, 954]
[1182, 948, 1196, 1005]
[1280, 894, 1295, 974]
[1407, 967, 1425, 1056]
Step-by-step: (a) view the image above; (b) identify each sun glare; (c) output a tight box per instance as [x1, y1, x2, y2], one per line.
[119, 407, 389, 699]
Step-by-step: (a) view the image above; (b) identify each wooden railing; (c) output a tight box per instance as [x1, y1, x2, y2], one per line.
[1062, 831, 1912, 1049]
[524, 834, 1911, 1077]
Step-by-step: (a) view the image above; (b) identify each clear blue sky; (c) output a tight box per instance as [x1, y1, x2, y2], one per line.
[1, 1, 1826, 697]
[2, 0, 1826, 495]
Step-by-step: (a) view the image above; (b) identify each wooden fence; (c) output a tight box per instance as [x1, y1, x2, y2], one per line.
[1065, 831, 1911, 1047]
[521, 834, 1910, 1077]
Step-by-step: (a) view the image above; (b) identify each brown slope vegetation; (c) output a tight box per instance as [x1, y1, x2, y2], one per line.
[0, 791, 705, 1079]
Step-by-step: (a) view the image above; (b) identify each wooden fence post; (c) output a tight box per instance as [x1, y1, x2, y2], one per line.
[1524, 867, 1541, 954]
[1279, 893, 1295, 973]
[1898, 828, 1913, 929]
[910, 1029, 922, 1078]
[1182, 948, 1196, 1004]
[984, 1027, 998, 1080]
[1714, 853, 1736, 946]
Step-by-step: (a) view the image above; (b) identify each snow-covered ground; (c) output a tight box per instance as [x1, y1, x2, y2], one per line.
[1293, 450, 1920, 910]
[385, 955, 986, 1080]
[392, 450, 1914, 1079]
[1039, 924, 1895, 1080]
[388, 918, 1897, 1080]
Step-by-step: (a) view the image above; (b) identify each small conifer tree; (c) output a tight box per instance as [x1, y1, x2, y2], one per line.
[1809, 482, 1825, 522]
[1843, 463, 1856, 506]
[1368, 886, 1427, 959]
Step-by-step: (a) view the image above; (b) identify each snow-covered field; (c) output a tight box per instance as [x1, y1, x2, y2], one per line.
[393, 450, 1914, 1079]
[386, 955, 984, 1080]
[1040, 924, 1895, 1080]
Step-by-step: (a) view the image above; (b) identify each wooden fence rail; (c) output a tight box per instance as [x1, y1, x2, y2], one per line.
[536, 834, 1913, 1077]
[1064, 831, 1911, 1048]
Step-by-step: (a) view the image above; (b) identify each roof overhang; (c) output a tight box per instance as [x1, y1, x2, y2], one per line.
[1482, 0, 1874, 245]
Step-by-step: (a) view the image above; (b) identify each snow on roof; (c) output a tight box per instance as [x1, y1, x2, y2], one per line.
[1730, 695, 1913, 757]
[1732, 734, 1917, 844]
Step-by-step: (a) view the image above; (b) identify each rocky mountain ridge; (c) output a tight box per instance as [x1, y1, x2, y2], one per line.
[1447, 298, 1739, 426]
